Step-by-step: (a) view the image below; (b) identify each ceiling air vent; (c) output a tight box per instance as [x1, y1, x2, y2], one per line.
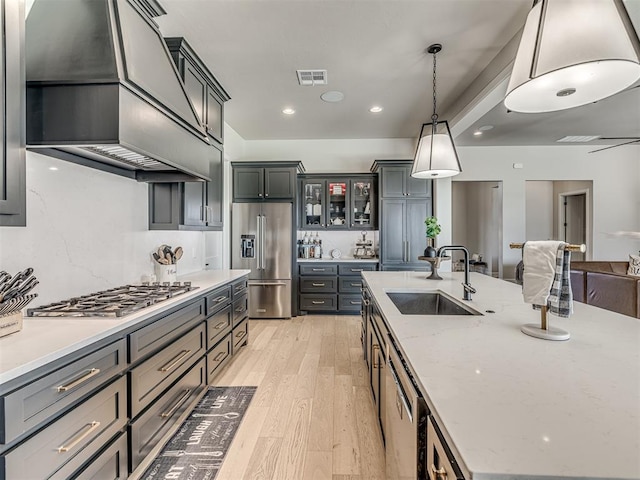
[296, 69, 328, 86]
[556, 135, 601, 143]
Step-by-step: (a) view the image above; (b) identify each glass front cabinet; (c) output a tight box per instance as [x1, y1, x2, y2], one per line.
[299, 175, 376, 230]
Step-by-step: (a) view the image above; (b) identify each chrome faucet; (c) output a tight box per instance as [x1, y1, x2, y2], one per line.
[437, 245, 476, 301]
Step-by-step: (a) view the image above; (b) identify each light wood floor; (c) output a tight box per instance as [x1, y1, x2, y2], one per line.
[212, 315, 386, 480]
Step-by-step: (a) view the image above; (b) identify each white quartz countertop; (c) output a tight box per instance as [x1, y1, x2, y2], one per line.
[0, 270, 250, 386]
[362, 271, 640, 480]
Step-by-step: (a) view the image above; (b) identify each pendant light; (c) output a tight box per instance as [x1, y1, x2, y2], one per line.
[505, 0, 640, 113]
[411, 43, 462, 179]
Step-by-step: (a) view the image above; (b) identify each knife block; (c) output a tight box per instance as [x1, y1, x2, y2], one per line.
[0, 311, 23, 338]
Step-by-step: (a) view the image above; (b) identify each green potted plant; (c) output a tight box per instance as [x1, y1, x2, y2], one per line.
[424, 216, 441, 257]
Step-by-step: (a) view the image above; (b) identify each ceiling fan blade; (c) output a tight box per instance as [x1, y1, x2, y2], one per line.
[589, 139, 640, 153]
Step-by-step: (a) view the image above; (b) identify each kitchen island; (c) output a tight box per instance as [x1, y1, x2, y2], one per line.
[363, 270, 640, 480]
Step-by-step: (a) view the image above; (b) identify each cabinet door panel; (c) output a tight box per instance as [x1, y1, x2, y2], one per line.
[206, 146, 223, 228]
[407, 199, 430, 262]
[406, 172, 432, 197]
[234, 168, 264, 199]
[381, 200, 406, 264]
[183, 63, 207, 125]
[206, 87, 223, 143]
[182, 181, 206, 227]
[380, 167, 407, 198]
[264, 168, 295, 199]
[301, 180, 326, 228]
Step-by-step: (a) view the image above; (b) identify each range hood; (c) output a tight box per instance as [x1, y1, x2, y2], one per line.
[26, 0, 213, 182]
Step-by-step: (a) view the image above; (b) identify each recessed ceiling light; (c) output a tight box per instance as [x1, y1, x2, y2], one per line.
[282, 108, 296, 115]
[49, 167, 59, 171]
[320, 91, 344, 103]
[473, 131, 483, 136]
[369, 106, 383, 113]
[478, 125, 494, 131]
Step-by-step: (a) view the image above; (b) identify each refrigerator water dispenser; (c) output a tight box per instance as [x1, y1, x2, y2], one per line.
[241, 235, 255, 258]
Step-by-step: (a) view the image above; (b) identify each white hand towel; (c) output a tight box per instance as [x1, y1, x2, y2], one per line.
[522, 240, 563, 306]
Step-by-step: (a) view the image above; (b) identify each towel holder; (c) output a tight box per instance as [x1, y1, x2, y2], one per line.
[510, 242, 585, 341]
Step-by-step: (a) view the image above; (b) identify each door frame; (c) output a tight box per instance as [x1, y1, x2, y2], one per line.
[557, 188, 591, 260]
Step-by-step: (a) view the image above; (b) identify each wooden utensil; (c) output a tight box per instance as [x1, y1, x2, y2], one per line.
[174, 246, 183, 261]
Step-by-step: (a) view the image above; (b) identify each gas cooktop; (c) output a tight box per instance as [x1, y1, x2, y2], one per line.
[27, 282, 198, 318]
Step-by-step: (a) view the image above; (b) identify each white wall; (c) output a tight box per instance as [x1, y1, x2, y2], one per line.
[453, 145, 640, 277]
[526, 181, 554, 241]
[0, 152, 207, 306]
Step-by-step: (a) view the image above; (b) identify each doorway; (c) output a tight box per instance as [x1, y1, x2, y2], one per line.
[451, 181, 503, 278]
[560, 191, 588, 261]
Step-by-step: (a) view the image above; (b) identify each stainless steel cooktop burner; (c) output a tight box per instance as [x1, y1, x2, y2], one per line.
[27, 282, 198, 317]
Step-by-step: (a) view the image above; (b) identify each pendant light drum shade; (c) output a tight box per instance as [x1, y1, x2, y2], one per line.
[411, 121, 461, 178]
[505, 0, 640, 113]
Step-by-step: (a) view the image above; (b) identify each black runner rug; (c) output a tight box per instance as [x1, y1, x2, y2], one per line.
[140, 386, 257, 480]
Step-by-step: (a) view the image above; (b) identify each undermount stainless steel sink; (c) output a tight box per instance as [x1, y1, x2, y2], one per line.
[386, 291, 482, 316]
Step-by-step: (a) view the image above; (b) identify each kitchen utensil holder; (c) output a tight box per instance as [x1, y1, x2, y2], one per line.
[0, 311, 23, 338]
[510, 242, 586, 341]
[155, 264, 177, 283]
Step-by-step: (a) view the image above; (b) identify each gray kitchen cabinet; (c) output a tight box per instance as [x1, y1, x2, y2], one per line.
[298, 262, 377, 314]
[71, 432, 128, 480]
[299, 175, 377, 230]
[373, 160, 432, 198]
[367, 299, 387, 438]
[0, 0, 26, 227]
[233, 162, 303, 201]
[148, 37, 229, 231]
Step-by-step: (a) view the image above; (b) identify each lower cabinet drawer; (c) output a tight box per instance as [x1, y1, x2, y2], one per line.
[339, 277, 364, 293]
[232, 294, 248, 326]
[129, 357, 207, 472]
[299, 294, 337, 311]
[71, 431, 128, 480]
[1, 377, 127, 480]
[1, 338, 126, 445]
[300, 277, 338, 293]
[207, 305, 232, 349]
[207, 334, 232, 384]
[130, 323, 206, 419]
[232, 318, 249, 354]
[339, 294, 362, 311]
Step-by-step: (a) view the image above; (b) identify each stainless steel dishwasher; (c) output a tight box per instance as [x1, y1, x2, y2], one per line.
[385, 336, 427, 480]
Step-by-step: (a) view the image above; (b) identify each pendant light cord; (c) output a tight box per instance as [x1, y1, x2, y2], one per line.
[432, 49, 438, 123]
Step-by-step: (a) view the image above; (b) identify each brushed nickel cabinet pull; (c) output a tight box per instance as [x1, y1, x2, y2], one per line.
[351, 268, 363, 272]
[235, 306, 246, 312]
[212, 295, 227, 304]
[350, 283, 361, 287]
[235, 330, 247, 339]
[57, 368, 101, 392]
[58, 421, 101, 453]
[159, 350, 191, 373]
[350, 301, 360, 305]
[213, 351, 227, 362]
[311, 300, 325, 305]
[312, 283, 326, 287]
[372, 345, 380, 368]
[161, 389, 192, 418]
[311, 268, 326, 272]
[213, 321, 227, 330]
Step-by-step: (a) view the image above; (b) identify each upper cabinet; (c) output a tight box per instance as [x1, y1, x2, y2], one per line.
[299, 175, 377, 230]
[0, 0, 25, 227]
[149, 37, 230, 231]
[232, 162, 304, 201]
[373, 161, 432, 198]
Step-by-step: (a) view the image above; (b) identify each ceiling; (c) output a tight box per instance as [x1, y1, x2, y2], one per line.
[155, 0, 640, 147]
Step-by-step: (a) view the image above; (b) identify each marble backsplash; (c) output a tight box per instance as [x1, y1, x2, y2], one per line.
[0, 152, 211, 307]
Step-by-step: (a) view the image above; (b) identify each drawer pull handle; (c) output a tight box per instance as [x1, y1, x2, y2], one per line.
[58, 421, 101, 453]
[431, 464, 447, 479]
[235, 330, 247, 339]
[312, 283, 326, 287]
[213, 321, 227, 330]
[235, 306, 246, 313]
[350, 301, 360, 305]
[311, 300, 325, 305]
[350, 283, 361, 287]
[159, 350, 192, 373]
[213, 351, 227, 362]
[311, 268, 326, 272]
[57, 368, 101, 392]
[235, 286, 247, 294]
[372, 345, 380, 368]
[161, 389, 192, 418]
[212, 295, 227, 304]
[351, 269, 364, 272]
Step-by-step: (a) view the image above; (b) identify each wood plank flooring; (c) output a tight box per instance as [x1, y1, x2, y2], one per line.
[212, 315, 386, 480]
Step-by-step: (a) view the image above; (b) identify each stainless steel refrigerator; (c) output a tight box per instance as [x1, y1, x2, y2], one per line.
[231, 203, 292, 318]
